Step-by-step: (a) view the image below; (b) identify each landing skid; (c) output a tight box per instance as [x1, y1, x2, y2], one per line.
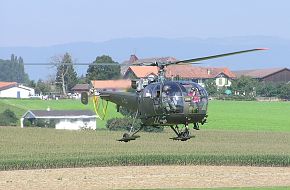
[170, 125, 194, 141]
[118, 133, 140, 142]
[169, 135, 194, 141]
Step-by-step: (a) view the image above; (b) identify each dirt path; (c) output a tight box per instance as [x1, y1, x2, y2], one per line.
[1, 165, 290, 190]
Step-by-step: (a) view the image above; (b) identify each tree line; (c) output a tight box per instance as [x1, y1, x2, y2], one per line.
[0, 53, 121, 96]
[205, 76, 290, 100]
[1, 53, 289, 99]
[0, 54, 29, 83]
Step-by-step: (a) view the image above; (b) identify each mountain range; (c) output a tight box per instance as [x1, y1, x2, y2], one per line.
[0, 36, 289, 80]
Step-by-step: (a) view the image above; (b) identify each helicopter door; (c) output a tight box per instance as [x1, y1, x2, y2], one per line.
[151, 84, 164, 114]
[139, 85, 155, 117]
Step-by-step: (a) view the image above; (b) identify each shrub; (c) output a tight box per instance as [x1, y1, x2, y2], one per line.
[0, 109, 18, 126]
[106, 118, 164, 132]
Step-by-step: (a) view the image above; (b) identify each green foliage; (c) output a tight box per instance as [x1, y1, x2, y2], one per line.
[0, 54, 29, 83]
[33, 119, 56, 128]
[86, 55, 120, 81]
[204, 79, 217, 96]
[117, 106, 164, 132]
[106, 117, 138, 131]
[231, 76, 258, 97]
[55, 53, 78, 94]
[35, 80, 51, 94]
[256, 82, 290, 99]
[0, 109, 18, 126]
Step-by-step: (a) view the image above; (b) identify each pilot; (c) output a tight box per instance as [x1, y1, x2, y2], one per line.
[188, 87, 200, 112]
[162, 85, 176, 112]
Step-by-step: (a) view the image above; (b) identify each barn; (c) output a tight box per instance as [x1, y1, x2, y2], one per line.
[21, 110, 97, 130]
[234, 68, 290, 83]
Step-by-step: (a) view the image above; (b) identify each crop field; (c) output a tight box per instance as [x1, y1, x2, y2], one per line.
[0, 127, 290, 170]
[0, 99, 290, 170]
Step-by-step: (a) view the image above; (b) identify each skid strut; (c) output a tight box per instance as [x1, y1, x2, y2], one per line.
[118, 109, 143, 142]
[170, 125, 194, 141]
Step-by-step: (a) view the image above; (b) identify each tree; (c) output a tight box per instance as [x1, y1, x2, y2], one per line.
[204, 79, 217, 96]
[0, 109, 18, 126]
[0, 54, 29, 83]
[53, 53, 78, 95]
[86, 55, 120, 81]
[35, 80, 51, 94]
[231, 76, 258, 96]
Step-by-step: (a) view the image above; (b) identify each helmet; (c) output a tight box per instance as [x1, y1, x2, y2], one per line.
[163, 85, 170, 92]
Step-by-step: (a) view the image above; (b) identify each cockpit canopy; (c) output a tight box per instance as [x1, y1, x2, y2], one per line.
[143, 81, 208, 99]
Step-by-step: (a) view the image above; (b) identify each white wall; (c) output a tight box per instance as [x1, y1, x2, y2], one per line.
[0, 85, 35, 98]
[215, 77, 232, 87]
[55, 118, 96, 130]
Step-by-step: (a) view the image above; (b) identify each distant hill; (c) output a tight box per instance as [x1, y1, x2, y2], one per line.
[0, 36, 289, 80]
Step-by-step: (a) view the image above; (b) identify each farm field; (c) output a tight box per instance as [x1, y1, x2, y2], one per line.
[1, 127, 290, 170]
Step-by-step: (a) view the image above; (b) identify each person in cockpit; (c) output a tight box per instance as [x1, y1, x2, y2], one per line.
[188, 87, 200, 112]
[162, 85, 176, 112]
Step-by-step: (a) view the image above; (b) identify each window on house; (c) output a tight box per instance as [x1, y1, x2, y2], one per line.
[225, 78, 229, 85]
[218, 78, 223, 86]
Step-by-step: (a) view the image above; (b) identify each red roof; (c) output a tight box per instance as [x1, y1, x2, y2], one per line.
[0, 82, 17, 90]
[126, 66, 159, 78]
[165, 65, 236, 79]
[91, 80, 131, 89]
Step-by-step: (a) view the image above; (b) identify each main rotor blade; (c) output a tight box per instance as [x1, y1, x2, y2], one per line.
[23, 63, 120, 66]
[172, 48, 269, 65]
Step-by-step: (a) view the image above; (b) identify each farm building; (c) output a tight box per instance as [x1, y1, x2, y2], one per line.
[91, 80, 131, 91]
[123, 64, 236, 88]
[165, 65, 236, 88]
[234, 68, 290, 83]
[21, 110, 97, 130]
[71, 84, 90, 93]
[0, 82, 35, 98]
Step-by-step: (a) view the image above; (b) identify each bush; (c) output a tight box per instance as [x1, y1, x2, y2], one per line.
[106, 118, 139, 131]
[106, 118, 164, 132]
[0, 109, 18, 126]
[216, 95, 256, 101]
[34, 119, 56, 128]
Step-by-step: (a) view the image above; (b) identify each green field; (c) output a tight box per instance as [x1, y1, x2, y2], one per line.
[205, 100, 290, 132]
[0, 99, 290, 131]
[0, 99, 290, 170]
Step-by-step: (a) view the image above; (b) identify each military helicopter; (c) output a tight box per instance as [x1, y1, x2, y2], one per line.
[80, 48, 267, 142]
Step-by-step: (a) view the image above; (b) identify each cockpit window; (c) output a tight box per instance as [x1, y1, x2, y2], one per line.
[152, 84, 161, 98]
[143, 84, 154, 98]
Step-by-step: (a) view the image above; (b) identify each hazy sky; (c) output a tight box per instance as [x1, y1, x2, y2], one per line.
[1, 0, 290, 46]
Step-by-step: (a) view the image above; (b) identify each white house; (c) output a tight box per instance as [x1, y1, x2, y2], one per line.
[0, 82, 35, 98]
[21, 110, 97, 130]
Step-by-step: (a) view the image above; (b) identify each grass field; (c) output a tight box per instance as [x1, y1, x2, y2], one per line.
[205, 100, 290, 132]
[0, 98, 290, 131]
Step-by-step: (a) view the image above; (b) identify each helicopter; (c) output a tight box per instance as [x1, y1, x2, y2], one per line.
[80, 48, 268, 142]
